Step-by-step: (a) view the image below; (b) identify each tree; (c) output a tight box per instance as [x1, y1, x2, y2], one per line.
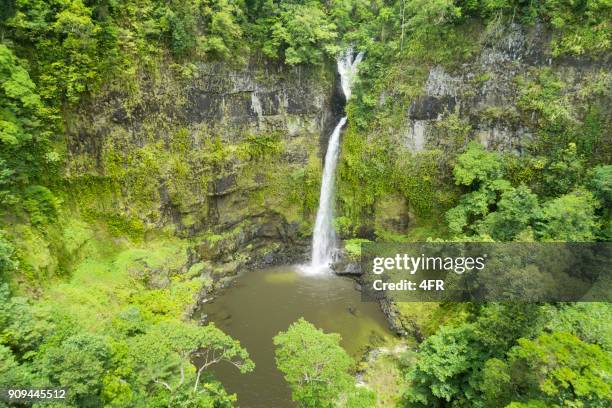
[479, 358, 512, 407]
[0, 283, 46, 356]
[446, 142, 519, 237]
[0, 345, 36, 389]
[273, 318, 354, 408]
[543, 0, 612, 57]
[157, 0, 245, 58]
[8, 0, 103, 103]
[545, 303, 612, 351]
[0, 43, 52, 205]
[589, 164, 612, 235]
[37, 333, 111, 407]
[479, 185, 540, 241]
[263, 1, 339, 65]
[129, 320, 253, 404]
[0, 232, 16, 281]
[473, 303, 543, 351]
[590, 165, 612, 202]
[446, 179, 512, 236]
[405, 303, 547, 407]
[405, 324, 483, 407]
[506, 332, 612, 407]
[453, 141, 502, 187]
[541, 143, 585, 197]
[536, 189, 598, 241]
[0, 284, 39, 390]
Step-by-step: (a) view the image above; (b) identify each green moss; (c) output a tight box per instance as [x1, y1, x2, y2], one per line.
[11, 224, 58, 285]
[128, 277, 202, 321]
[186, 262, 205, 278]
[285, 152, 322, 221]
[113, 242, 186, 278]
[477, 106, 520, 127]
[374, 230, 410, 243]
[40, 232, 196, 332]
[237, 132, 284, 161]
[343, 238, 372, 259]
[476, 73, 491, 82]
[395, 302, 470, 339]
[61, 218, 95, 256]
[361, 353, 404, 407]
[206, 234, 224, 244]
[102, 213, 146, 241]
[337, 125, 393, 225]
[395, 149, 456, 219]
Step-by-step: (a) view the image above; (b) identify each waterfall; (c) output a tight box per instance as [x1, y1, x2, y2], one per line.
[309, 49, 364, 272]
[310, 116, 346, 269]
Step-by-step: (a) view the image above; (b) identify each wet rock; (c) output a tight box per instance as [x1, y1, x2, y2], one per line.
[379, 298, 409, 337]
[400, 23, 601, 155]
[111, 106, 128, 123]
[408, 95, 456, 120]
[147, 272, 171, 289]
[404, 120, 427, 151]
[263, 253, 274, 264]
[257, 221, 281, 239]
[332, 260, 362, 276]
[210, 174, 238, 196]
[425, 65, 462, 97]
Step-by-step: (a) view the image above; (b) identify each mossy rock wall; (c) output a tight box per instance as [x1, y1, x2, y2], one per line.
[62, 56, 340, 245]
[338, 22, 611, 235]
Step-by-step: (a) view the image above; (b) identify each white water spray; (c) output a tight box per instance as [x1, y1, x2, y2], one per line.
[309, 50, 364, 272]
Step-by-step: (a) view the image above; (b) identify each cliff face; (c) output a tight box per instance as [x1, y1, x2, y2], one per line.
[64, 57, 341, 256]
[59, 23, 610, 259]
[336, 22, 610, 236]
[404, 23, 609, 154]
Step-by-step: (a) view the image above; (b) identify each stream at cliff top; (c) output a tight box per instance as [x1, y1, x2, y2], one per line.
[204, 265, 393, 407]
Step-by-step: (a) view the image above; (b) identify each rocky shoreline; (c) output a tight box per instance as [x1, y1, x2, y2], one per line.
[189, 237, 417, 342]
[189, 237, 310, 321]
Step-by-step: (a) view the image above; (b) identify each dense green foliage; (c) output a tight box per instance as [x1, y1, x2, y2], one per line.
[274, 318, 374, 408]
[274, 318, 353, 407]
[327, 3, 610, 406]
[404, 303, 612, 408]
[1, 0, 609, 220]
[0, 231, 255, 406]
[334, 0, 611, 231]
[0, 0, 610, 407]
[396, 83, 610, 406]
[0, 44, 55, 206]
[445, 142, 606, 241]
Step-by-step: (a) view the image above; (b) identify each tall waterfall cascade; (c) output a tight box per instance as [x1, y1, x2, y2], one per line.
[309, 50, 364, 273]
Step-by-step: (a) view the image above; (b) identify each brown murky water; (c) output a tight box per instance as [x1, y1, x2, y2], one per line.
[202, 265, 393, 407]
